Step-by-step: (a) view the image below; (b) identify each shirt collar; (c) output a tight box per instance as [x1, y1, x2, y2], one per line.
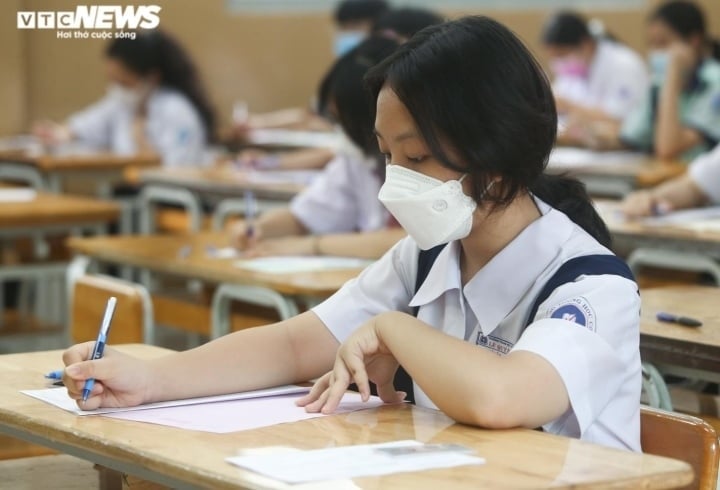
[409, 198, 575, 336]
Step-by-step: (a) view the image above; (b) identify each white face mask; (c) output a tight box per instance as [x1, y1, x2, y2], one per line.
[378, 164, 481, 250]
[107, 83, 145, 109]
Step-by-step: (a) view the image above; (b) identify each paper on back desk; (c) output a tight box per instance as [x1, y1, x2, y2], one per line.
[0, 188, 37, 202]
[548, 148, 645, 169]
[102, 393, 384, 433]
[21, 384, 310, 415]
[235, 256, 374, 274]
[641, 206, 720, 227]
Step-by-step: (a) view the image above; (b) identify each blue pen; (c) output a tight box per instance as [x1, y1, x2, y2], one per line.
[44, 369, 63, 380]
[245, 190, 256, 238]
[656, 311, 703, 327]
[82, 297, 117, 403]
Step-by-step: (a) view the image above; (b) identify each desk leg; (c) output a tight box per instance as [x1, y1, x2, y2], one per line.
[66, 255, 92, 343]
[97, 466, 123, 490]
[210, 284, 299, 338]
[47, 173, 63, 194]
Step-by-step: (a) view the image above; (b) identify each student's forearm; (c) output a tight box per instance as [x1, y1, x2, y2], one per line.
[147, 312, 338, 402]
[278, 148, 335, 170]
[655, 69, 698, 159]
[317, 229, 406, 259]
[258, 208, 309, 238]
[654, 175, 710, 209]
[375, 312, 568, 429]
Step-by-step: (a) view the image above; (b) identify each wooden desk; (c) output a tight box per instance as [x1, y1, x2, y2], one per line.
[640, 286, 720, 383]
[138, 166, 311, 203]
[0, 148, 160, 198]
[0, 345, 693, 489]
[548, 154, 685, 197]
[596, 199, 720, 259]
[67, 233, 364, 337]
[0, 192, 119, 235]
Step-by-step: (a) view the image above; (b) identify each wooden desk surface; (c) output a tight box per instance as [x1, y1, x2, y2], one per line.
[0, 345, 693, 490]
[0, 149, 160, 172]
[596, 199, 720, 244]
[0, 192, 120, 228]
[67, 232, 359, 297]
[552, 158, 686, 188]
[640, 286, 720, 373]
[138, 166, 308, 200]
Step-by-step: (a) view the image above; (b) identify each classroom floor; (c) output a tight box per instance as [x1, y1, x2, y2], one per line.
[0, 455, 97, 490]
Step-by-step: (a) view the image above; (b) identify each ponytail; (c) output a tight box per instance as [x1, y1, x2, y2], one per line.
[530, 174, 612, 248]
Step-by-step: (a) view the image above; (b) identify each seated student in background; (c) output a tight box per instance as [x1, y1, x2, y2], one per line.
[237, 0, 390, 135]
[618, 1, 720, 160]
[623, 142, 720, 217]
[33, 30, 215, 167]
[238, 6, 445, 171]
[63, 17, 640, 452]
[231, 37, 406, 259]
[541, 12, 647, 135]
[372, 7, 444, 43]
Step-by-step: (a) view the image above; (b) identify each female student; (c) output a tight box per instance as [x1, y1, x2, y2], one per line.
[623, 142, 720, 217]
[231, 37, 406, 259]
[542, 11, 647, 125]
[620, 1, 720, 160]
[33, 30, 215, 167]
[62, 17, 640, 452]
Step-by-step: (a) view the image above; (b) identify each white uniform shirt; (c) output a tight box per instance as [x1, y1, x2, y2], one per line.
[313, 198, 641, 451]
[290, 148, 389, 234]
[67, 87, 208, 167]
[554, 40, 648, 120]
[688, 143, 720, 203]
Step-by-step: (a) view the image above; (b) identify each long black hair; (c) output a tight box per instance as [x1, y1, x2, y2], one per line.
[650, 1, 720, 60]
[366, 16, 611, 247]
[317, 36, 399, 167]
[106, 30, 217, 141]
[542, 11, 592, 47]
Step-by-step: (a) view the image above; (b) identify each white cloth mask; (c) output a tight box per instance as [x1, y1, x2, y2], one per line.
[378, 164, 479, 250]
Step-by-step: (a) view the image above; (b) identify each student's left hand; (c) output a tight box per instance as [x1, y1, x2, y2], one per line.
[296, 314, 406, 414]
[668, 42, 695, 74]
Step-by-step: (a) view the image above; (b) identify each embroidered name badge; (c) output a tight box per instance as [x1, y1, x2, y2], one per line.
[476, 334, 514, 356]
[549, 297, 596, 331]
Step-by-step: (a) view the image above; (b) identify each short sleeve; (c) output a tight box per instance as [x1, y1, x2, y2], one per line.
[688, 143, 720, 203]
[290, 155, 360, 234]
[601, 62, 648, 120]
[619, 89, 654, 152]
[683, 86, 720, 149]
[67, 96, 117, 149]
[511, 274, 640, 437]
[148, 96, 207, 167]
[312, 237, 418, 343]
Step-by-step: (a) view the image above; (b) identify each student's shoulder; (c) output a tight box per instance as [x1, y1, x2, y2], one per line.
[150, 88, 201, 120]
[602, 41, 645, 72]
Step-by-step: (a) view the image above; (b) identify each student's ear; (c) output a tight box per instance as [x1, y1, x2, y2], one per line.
[688, 33, 704, 54]
[147, 70, 161, 87]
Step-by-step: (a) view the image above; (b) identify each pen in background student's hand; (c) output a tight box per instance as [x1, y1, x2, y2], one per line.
[82, 297, 118, 403]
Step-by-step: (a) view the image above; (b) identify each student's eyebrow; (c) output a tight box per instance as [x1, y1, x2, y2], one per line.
[373, 129, 418, 142]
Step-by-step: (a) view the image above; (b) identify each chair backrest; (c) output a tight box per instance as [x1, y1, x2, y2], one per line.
[641, 406, 719, 490]
[71, 275, 154, 344]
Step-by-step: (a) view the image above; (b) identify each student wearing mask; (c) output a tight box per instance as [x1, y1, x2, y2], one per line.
[541, 12, 647, 127]
[62, 17, 640, 452]
[333, 0, 390, 56]
[231, 37, 405, 259]
[619, 1, 720, 160]
[372, 7, 444, 43]
[623, 142, 720, 217]
[33, 31, 214, 167]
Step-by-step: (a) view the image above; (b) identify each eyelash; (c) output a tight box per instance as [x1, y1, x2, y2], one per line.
[381, 153, 427, 164]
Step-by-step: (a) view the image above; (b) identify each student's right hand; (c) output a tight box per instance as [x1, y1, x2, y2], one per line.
[622, 190, 670, 218]
[230, 221, 262, 251]
[62, 342, 152, 410]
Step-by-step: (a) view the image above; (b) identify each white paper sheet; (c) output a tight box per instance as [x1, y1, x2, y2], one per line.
[548, 148, 645, 169]
[103, 393, 384, 433]
[248, 129, 341, 149]
[21, 384, 310, 415]
[245, 169, 321, 185]
[640, 206, 720, 227]
[226, 440, 485, 483]
[235, 256, 373, 274]
[0, 188, 37, 202]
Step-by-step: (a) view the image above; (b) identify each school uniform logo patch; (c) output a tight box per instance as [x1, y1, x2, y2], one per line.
[549, 297, 596, 331]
